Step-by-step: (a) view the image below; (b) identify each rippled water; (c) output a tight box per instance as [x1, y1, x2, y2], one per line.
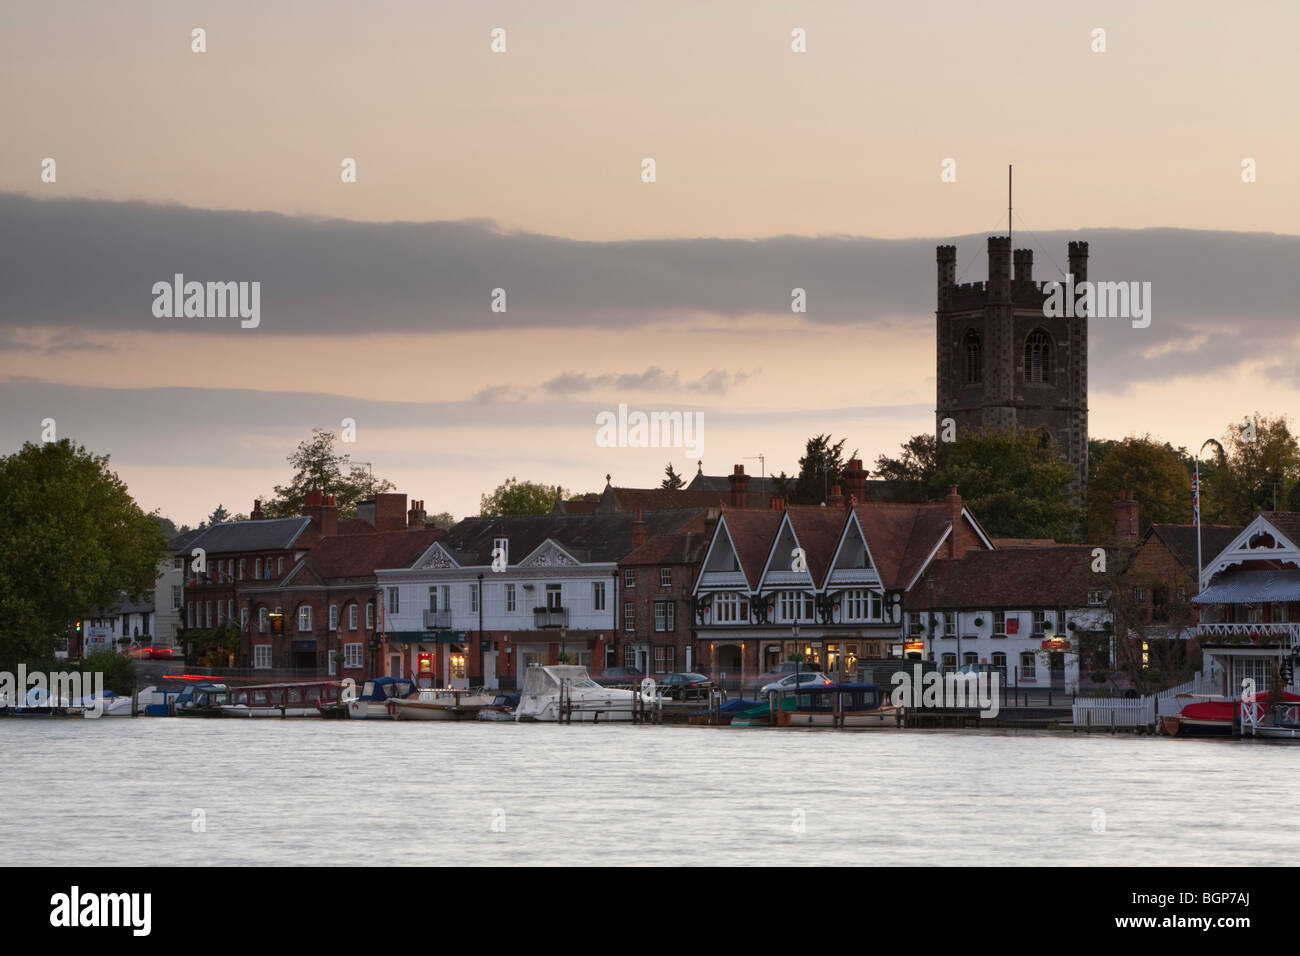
[2, 720, 1296, 866]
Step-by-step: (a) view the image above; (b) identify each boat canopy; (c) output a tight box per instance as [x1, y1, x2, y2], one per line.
[521, 665, 600, 696]
[1193, 569, 1300, 604]
[357, 677, 418, 701]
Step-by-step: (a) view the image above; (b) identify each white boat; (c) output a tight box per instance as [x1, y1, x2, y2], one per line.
[386, 688, 495, 721]
[515, 665, 652, 722]
[76, 692, 134, 718]
[220, 680, 343, 718]
[344, 677, 420, 719]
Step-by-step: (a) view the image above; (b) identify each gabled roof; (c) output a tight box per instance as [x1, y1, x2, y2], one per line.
[620, 514, 711, 566]
[905, 546, 1105, 610]
[783, 507, 849, 586]
[851, 502, 982, 591]
[181, 517, 313, 555]
[1144, 523, 1244, 573]
[712, 511, 784, 588]
[430, 510, 704, 567]
[285, 529, 444, 583]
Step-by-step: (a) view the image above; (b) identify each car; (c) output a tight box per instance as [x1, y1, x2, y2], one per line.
[125, 644, 152, 659]
[657, 673, 715, 700]
[592, 667, 646, 688]
[148, 646, 175, 660]
[760, 671, 833, 694]
[756, 661, 818, 685]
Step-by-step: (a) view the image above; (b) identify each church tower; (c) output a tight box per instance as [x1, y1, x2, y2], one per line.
[935, 237, 1089, 500]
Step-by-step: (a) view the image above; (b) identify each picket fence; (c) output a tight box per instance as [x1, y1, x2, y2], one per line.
[1072, 696, 1156, 728]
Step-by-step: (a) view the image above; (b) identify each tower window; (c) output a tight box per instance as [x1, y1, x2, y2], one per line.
[963, 330, 982, 385]
[1025, 329, 1052, 384]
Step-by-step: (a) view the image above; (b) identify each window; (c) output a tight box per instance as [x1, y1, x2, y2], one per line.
[942, 653, 957, 669]
[992, 652, 1007, 675]
[1088, 589, 1105, 606]
[713, 593, 749, 623]
[963, 329, 982, 385]
[1020, 652, 1036, 678]
[654, 601, 675, 632]
[993, 611, 1007, 636]
[172, 586, 182, 611]
[908, 612, 923, 636]
[277, 557, 284, 574]
[428, 587, 440, 612]
[388, 587, 400, 615]
[255, 558, 262, 579]
[1033, 610, 1051, 635]
[240, 607, 248, 631]
[1025, 329, 1052, 384]
[493, 537, 509, 567]
[253, 645, 272, 669]
[238, 559, 245, 581]
[450, 653, 466, 680]
[624, 602, 635, 631]
[329, 605, 338, 631]
[624, 643, 637, 670]
[298, 606, 311, 631]
[366, 603, 375, 629]
[1133, 587, 1146, 603]
[654, 645, 675, 674]
[592, 581, 605, 612]
[844, 590, 866, 620]
[328, 651, 336, 676]
[228, 599, 233, 621]
[205, 602, 213, 627]
[545, 583, 561, 611]
[470, 583, 480, 613]
[963, 652, 978, 666]
[348, 604, 358, 630]
[870, 592, 883, 621]
[174, 556, 184, 570]
[258, 607, 267, 632]
[264, 558, 272, 580]
[943, 612, 956, 636]
[660, 568, 672, 588]
[624, 569, 635, 588]
[779, 590, 813, 622]
[344, 643, 363, 669]
[505, 583, 516, 613]
[1175, 586, 1187, 604]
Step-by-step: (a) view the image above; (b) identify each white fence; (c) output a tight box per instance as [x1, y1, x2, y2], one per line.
[1072, 696, 1155, 728]
[1155, 671, 1219, 700]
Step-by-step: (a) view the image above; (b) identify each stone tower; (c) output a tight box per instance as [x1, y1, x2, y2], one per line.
[935, 237, 1089, 500]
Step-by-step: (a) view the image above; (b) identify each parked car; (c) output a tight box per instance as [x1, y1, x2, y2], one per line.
[592, 667, 645, 688]
[658, 673, 715, 700]
[760, 671, 833, 694]
[756, 661, 819, 686]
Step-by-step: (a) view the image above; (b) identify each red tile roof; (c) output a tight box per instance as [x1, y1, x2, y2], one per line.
[297, 528, 444, 581]
[717, 511, 785, 588]
[904, 546, 1105, 610]
[785, 507, 850, 585]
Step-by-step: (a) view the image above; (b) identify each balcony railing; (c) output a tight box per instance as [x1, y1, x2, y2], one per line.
[534, 607, 568, 628]
[423, 610, 452, 630]
[1196, 622, 1300, 647]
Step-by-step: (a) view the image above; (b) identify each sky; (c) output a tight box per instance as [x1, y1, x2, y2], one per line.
[1, 0, 1297, 525]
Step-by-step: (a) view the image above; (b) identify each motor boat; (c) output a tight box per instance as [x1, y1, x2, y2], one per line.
[387, 688, 495, 721]
[344, 677, 419, 719]
[173, 683, 230, 717]
[478, 693, 520, 721]
[515, 665, 652, 722]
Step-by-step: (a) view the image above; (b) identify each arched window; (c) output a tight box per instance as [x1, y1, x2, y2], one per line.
[1025, 329, 1052, 384]
[963, 329, 982, 385]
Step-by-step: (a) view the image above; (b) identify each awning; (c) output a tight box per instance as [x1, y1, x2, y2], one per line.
[387, 631, 468, 643]
[1193, 569, 1300, 604]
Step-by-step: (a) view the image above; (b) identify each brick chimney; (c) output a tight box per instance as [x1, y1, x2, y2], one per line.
[373, 493, 408, 532]
[1114, 489, 1140, 547]
[300, 489, 325, 528]
[844, 458, 867, 506]
[318, 493, 339, 537]
[945, 485, 963, 558]
[829, 484, 844, 508]
[631, 509, 646, 549]
[769, 495, 786, 511]
[728, 464, 750, 509]
[250, 499, 264, 521]
[408, 499, 427, 529]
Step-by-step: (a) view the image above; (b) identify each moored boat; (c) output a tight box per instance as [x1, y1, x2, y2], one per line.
[783, 683, 902, 728]
[478, 693, 520, 721]
[688, 698, 763, 726]
[344, 677, 419, 719]
[174, 683, 230, 717]
[515, 664, 651, 722]
[221, 680, 344, 718]
[387, 688, 495, 721]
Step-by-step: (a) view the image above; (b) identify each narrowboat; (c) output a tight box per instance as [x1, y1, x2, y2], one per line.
[783, 683, 902, 728]
[221, 680, 344, 717]
[173, 683, 229, 717]
[344, 677, 420, 719]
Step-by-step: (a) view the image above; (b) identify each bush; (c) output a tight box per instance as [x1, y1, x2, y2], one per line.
[74, 649, 137, 695]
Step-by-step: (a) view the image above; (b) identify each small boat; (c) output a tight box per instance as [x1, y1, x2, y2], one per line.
[1162, 691, 1300, 737]
[477, 693, 520, 721]
[515, 665, 651, 722]
[174, 683, 230, 717]
[688, 698, 762, 726]
[387, 688, 495, 721]
[344, 677, 420, 719]
[729, 695, 796, 727]
[783, 683, 902, 728]
[221, 680, 343, 718]
[1241, 694, 1300, 739]
[75, 691, 134, 718]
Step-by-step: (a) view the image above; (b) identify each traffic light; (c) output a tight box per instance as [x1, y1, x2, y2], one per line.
[75, 620, 82, 633]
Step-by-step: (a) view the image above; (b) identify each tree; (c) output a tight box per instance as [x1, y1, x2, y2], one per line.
[661, 463, 685, 490]
[206, 504, 230, 527]
[262, 427, 395, 520]
[0, 440, 167, 670]
[425, 511, 457, 531]
[931, 428, 1083, 540]
[480, 477, 562, 516]
[1203, 413, 1300, 523]
[791, 434, 849, 505]
[1085, 436, 1193, 542]
[873, 433, 939, 502]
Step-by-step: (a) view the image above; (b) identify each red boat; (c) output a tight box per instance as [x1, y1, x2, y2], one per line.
[1162, 691, 1300, 737]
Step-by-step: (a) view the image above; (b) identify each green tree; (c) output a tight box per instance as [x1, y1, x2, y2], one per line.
[0, 440, 167, 670]
[1204, 413, 1300, 523]
[873, 433, 938, 502]
[1085, 436, 1193, 542]
[71, 649, 138, 696]
[480, 477, 562, 516]
[425, 511, 457, 531]
[661, 463, 685, 490]
[262, 427, 396, 520]
[932, 428, 1082, 540]
[791, 434, 849, 505]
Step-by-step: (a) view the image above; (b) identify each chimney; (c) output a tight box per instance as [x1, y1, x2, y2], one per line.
[1013, 248, 1033, 286]
[829, 484, 844, 508]
[373, 493, 408, 532]
[769, 495, 786, 511]
[355, 498, 376, 529]
[1114, 489, 1140, 547]
[728, 464, 750, 509]
[408, 499, 427, 529]
[318, 493, 339, 537]
[936, 244, 957, 309]
[250, 499, 264, 522]
[1068, 240, 1089, 285]
[631, 509, 646, 549]
[987, 236, 1011, 302]
[300, 488, 325, 528]
[844, 458, 867, 506]
[946, 485, 963, 558]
